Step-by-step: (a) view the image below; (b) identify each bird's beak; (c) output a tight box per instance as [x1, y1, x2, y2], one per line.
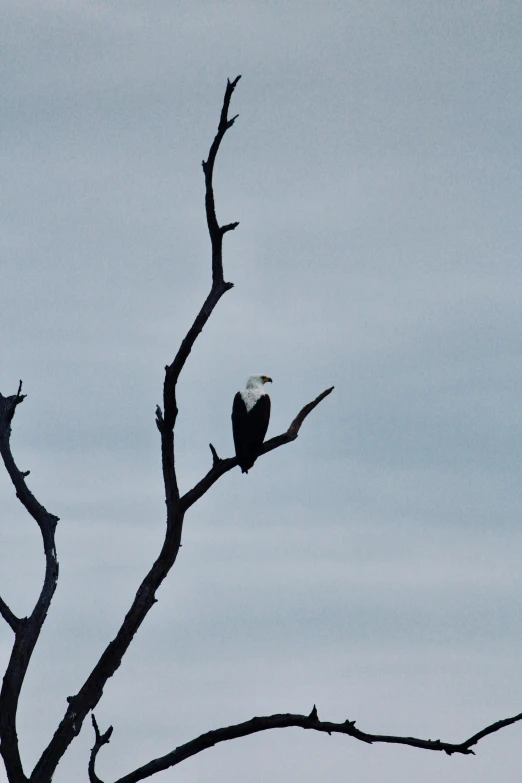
[264, 377, 273, 383]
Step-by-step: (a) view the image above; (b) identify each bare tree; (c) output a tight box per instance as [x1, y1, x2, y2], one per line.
[0, 77, 520, 783]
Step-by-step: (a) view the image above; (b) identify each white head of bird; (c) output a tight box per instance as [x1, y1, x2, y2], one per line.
[241, 374, 272, 411]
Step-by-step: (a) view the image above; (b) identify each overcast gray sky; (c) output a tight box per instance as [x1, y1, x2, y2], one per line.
[2, 1, 522, 781]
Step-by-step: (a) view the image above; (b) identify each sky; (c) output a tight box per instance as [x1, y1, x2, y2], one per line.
[2, 1, 522, 781]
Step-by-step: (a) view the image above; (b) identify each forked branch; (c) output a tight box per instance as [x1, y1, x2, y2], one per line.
[88, 715, 113, 783]
[163, 75, 241, 409]
[0, 384, 60, 783]
[159, 76, 241, 509]
[89, 707, 522, 783]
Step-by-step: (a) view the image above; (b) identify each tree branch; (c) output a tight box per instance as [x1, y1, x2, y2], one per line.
[463, 711, 522, 748]
[97, 707, 522, 783]
[31, 77, 242, 783]
[0, 384, 60, 783]
[158, 75, 240, 518]
[181, 386, 334, 511]
[0, 595, 21, 634]
[0, 384, 58, 530]
[208, 443, 220, 466]
[202, 75, 241, 287]
[162, 74, 240, 430]
[88, 715, 113, 783]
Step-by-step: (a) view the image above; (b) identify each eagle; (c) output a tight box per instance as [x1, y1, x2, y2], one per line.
[232, 375, 272, 473]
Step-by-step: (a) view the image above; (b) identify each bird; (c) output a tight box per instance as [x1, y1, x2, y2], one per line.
[232, 375, 272, 473]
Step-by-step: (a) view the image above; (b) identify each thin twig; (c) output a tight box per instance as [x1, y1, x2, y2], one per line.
[0, 596, 21, 634]
[209, 443, 221, 465]
[109, 708, 522, 783]
[88, 715, 113, 783]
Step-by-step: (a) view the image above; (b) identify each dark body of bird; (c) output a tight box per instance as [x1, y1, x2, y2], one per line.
[232, 392, 271, 473]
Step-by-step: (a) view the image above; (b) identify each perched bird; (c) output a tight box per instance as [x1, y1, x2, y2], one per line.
[232, 375, 272, 473]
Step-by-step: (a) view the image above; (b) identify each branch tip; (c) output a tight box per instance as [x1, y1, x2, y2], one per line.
[0, 596, 21, 633]
[15, 379, 25, 398]
[92, 714, 100, 740]
[91, 714, 113, 747]
[155, 405, 164, 433]
[209, 443, 221, 466]
[221, 221, 240, 234]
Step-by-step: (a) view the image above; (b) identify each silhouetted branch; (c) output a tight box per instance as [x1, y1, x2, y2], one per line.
[202, 75, 241, 287]
[260, 386, 335, 453]
[208, 443, 220, 465]
[0, 384, 60, 783]
[181, 386, 334, 511]
[463, 711, 522, 748]
[97, 707, 522, 783]
[221, 221, 240, 234]
[31, 77, 242, 783]
[0, 596, 20, 634]
[0, 384, 57, 530]
[88, 715, 113, 783]
[159, 76, 240, 518]
[163, 75, 241, 427]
